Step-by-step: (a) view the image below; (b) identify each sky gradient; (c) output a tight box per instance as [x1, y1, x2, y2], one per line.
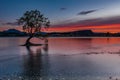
[0, 0, 120, 33]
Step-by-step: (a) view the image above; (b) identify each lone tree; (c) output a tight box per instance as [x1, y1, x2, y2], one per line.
[18, 10, 50, 46]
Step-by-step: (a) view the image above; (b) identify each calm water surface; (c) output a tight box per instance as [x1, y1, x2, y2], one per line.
[1, 37, 120, 79]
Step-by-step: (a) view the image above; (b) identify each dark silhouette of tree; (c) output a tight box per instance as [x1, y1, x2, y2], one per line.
[18, 10, 50, 46]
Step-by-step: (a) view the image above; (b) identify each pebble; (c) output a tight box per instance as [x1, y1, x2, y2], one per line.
[109, 76, 112, 79]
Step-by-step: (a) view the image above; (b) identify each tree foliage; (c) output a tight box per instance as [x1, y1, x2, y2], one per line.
[18, 10, 50, 34]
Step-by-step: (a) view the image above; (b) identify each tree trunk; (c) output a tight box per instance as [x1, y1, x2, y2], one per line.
[22, 34, 44, 46]
[25, 35, 33, 46]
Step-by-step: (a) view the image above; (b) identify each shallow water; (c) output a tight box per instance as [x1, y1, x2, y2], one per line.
[1, 37, 120, 80]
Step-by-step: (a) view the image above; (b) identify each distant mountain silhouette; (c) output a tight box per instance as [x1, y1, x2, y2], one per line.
[0, 29, 120, 37]
[49, 30, 120, 37]
[3, 29, 24, 34]
[69, 30, 93, 36]
[0, 29, 27, 37]
[49, 30, 93, 37]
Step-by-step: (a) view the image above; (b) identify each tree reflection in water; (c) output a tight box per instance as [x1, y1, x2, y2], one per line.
[22, 39, 49, 79]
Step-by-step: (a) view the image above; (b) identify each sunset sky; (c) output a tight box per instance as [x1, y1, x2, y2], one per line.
[0, 0, 120, 33]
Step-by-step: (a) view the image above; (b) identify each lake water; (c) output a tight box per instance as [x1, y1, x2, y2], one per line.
[1, 37, 120, 80]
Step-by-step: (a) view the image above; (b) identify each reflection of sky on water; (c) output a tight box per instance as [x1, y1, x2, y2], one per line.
[48, 38, 120, 55]
[1, 38, 120, 78]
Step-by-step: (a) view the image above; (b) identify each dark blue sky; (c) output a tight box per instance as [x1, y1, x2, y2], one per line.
[0, 0, 120, 22]
[0, 0, 120, 32]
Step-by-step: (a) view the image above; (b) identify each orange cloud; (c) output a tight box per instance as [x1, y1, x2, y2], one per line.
[47, 23, 120, 33]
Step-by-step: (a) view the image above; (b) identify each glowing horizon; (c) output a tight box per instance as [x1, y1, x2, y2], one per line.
[1, 23, 120, 33]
